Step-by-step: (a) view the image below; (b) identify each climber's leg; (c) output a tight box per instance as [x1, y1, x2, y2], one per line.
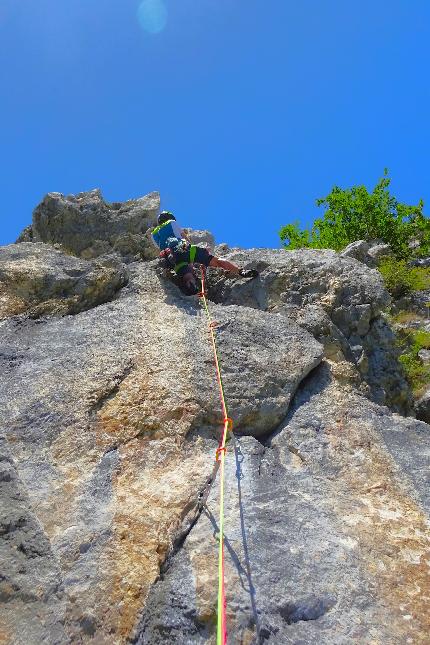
[210, 257, 259, 278]
[192, 246, 259, 279]
[209, 257, 240, 274]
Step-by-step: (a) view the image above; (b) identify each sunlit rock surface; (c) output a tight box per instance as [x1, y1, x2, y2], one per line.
[0, 242, 128, 320]
[1, 196, 429, 644]
[17, 189, 160, 262]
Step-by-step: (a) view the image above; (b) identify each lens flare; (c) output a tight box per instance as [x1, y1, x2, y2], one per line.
[137, 0, 168, 35]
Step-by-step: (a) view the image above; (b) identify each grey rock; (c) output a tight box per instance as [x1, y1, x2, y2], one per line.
[367, 243, 392, 263]
[0, 259, 322, 641]
[206, 248, 390, 333]
[340, 239, 371, 263]
[418, 348, 430, 363]
[392, 290, 430, 331]
[215, 242, 232, 255]
[0, 242, 128, 319]
[362, 316, 412, 413]
[206, 248, 411, 412]
[15, 225, 33, 243]
[183, 229, 215, 249]
[339, 240, 392, 267]
[416, 388, 430, 423]
[26, 189, 160, 260]
[197, 305, 323, 436]
[138, 364, 430, 644]
[1, 225, 429, 643]
[0, 436, 66, 644]
[410, 256, 430, 268]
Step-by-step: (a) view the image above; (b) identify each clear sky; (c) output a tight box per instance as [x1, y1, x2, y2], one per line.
[1, 0, 429, 249]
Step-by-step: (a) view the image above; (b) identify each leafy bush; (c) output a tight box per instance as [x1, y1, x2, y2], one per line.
[279, 171, 429, 259]
[412, 329, 430, 349]
[378, 258, 430, 298]
[397, 328, 430, 396]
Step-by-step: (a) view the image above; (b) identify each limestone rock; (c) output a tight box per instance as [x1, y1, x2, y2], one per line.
[15, 225, 33, 243]
[0, 242, 128, 319]
[406, 288, 430, 318]
[205, 248, 411, 413]
[0, 259, 322, 642]
[410, 256, 430, 268]
[215, 242, 232, 255]
[206, 248, 390, 332]
[416, 388, 430, 423]
[340, 240, 392, 267]
[138, 364, 430, 644]
[184, 229, 215, 249]
[0, 437, 66, 645]
[418, 349, 430, 363]
[1, 224, 429, 644]
[24, 189, 160, 261]
[340, 239, 372, 263]
[367, 242, 392, 263]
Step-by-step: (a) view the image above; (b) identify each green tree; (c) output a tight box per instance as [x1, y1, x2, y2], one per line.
[279, 171, 429, 259]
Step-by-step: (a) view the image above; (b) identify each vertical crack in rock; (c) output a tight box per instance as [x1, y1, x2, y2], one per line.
[135, 358, 430, 644]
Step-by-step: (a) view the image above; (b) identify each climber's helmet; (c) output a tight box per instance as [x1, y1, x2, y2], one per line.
[158, 211, 176, 226]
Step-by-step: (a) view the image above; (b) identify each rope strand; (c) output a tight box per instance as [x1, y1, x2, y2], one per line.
[198, 267, 230, 645]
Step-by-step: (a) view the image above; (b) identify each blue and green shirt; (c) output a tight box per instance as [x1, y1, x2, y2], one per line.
[151, 219, 183, 251]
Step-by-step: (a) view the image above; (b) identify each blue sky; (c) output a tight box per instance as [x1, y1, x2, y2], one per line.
[1, 0, 429, 249]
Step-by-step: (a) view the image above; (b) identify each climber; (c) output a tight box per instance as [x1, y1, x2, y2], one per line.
[150, 211, 258, 295]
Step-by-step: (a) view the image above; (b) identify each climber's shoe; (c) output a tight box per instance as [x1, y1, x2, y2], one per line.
[238, 268, 259, 279]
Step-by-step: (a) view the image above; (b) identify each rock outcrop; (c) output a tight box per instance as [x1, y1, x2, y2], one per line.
[184, 229, 215, 249]
[17, 190, 160, 262]
[1, 195, 429, 644]
[206, 248, 412, 414]
[140, 364, 430, 644]
[340, 239, 392, 267]
[0, 242, 128, 320]
[416, 389, 430, 424]
[0, 437, 66, 644]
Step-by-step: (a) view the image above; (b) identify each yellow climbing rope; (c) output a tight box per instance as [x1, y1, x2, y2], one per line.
[198, 267, 232, 645]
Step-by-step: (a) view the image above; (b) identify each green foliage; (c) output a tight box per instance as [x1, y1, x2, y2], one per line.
[391, 311, 425, 326]
[279, 171, 429, 259]
[378, 258, 430, 298]
[397, 327, 430, 396]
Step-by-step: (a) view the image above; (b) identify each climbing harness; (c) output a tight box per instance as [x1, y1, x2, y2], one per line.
[159, 243, 197, 276]
[198, 266, 232, 645]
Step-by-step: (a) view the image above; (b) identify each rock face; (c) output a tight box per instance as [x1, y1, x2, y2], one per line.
[398, 288, 430, 318]
[410, 257, 430, 268]
[367, 242, 392, 262]
[340, 239, 372, 264]
[206, 248, 411, 414]
[0, 242, 128, 319]
[0, 437, 66, 645]
[18, 189, 160, 261]
[340, 239, 392, 267]
[184, 229, 215, 249]
[139, 365, 430, 644]
[1, 199, 429, 644]
[416, 389, 430, 424]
